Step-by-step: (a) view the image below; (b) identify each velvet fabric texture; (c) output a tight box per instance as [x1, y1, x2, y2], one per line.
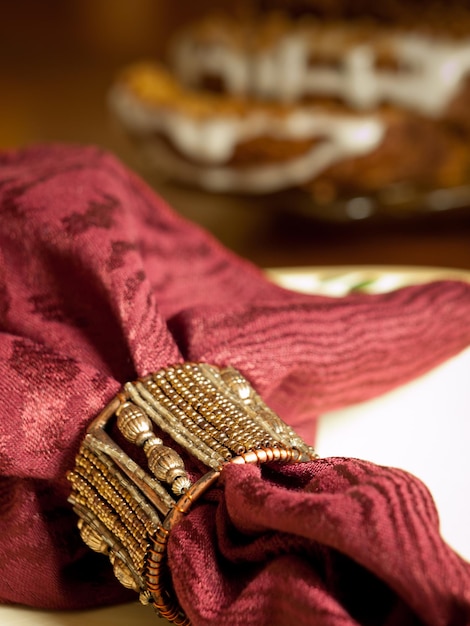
[0, 145, 469, 625]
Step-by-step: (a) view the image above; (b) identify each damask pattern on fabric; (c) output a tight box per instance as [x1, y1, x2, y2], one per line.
[0, 145, 469, 624]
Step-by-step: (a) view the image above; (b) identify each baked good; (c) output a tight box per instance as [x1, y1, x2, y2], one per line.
[109, 11, 470, 206]
[110, 61, 388, 194]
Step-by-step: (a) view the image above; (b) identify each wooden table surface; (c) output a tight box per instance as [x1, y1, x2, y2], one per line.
[2, 0, 470, 270]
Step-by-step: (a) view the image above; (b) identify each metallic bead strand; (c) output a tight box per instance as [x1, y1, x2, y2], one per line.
[86, 431, 175, 512]
[70, 466, 144, 571]
[166, 367, 268, 453]
[146, 378, 232, 457]
[127, 381, 225, 470]
[81, 447, 161, 529]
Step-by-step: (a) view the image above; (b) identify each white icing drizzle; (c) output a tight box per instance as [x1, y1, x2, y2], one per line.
[172, 28, 470, 117]
[109, 84, 384, 193]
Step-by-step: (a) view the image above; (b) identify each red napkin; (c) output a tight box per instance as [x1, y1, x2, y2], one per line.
[0, 145, 469, 624]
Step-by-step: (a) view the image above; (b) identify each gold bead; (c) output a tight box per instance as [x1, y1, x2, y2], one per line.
[78, 520, 109, 554]
[113, 557, 139, 591]
[117, 402, 155, 447]
[147, 445, 190, 495]
[221, 367, 252, 401]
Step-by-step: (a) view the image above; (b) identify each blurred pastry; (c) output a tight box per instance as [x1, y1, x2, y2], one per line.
[110, 11, 470, 204]
[170, 13, 470, 123]
[109, 61, 387, 194]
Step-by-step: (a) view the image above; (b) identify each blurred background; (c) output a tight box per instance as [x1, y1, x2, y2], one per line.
[1, 0, 470, 270]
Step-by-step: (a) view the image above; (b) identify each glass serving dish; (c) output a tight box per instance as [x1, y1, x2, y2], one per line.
[267, 183, 470, 223]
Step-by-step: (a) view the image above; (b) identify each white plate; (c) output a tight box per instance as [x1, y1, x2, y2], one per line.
[2, 266, 469, 625]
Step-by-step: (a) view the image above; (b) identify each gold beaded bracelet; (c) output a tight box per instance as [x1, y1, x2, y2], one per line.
[67, 363, 318, 625]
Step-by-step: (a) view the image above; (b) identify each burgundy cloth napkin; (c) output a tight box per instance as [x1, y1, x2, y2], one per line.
[0, 144, 469, 625]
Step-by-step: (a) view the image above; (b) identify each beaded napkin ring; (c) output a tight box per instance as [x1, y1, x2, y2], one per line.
[68, 363, 318, 625]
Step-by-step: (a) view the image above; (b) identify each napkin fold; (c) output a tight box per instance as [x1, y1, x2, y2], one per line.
[0, 145, 469, 624]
